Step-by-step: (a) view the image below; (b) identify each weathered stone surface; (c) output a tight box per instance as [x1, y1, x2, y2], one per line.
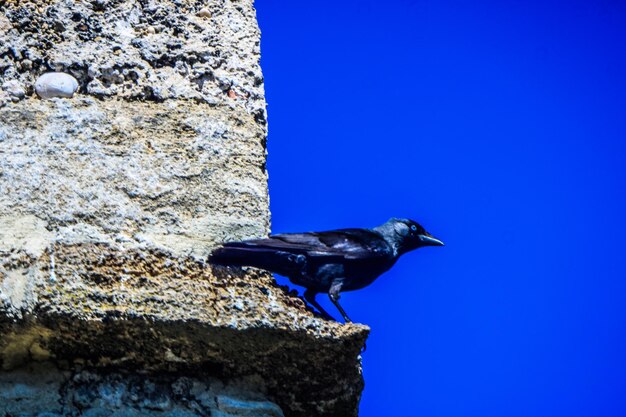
[0, 0, 266, 120]
[0, 362, 287, 416]
[0, 98, 269, 261]
[0, 243, 368, 416]
[0, 0, 369, 416]
[0, 363, 64, 415]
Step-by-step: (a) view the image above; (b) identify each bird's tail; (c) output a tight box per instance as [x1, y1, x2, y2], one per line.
[209, 243, 304, 277]
[210, 244, 269, 267]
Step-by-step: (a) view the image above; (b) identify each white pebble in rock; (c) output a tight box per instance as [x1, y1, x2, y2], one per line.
[35, 72, 79, 99]
[197, 8, 211, 18]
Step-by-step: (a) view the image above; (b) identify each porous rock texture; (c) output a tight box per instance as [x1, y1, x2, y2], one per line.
[0, 1, 369, 416]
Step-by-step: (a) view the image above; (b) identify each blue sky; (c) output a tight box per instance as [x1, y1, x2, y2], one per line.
[256, 1, 626, 415]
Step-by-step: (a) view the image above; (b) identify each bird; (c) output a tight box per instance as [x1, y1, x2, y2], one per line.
[210, 218, 444, 323]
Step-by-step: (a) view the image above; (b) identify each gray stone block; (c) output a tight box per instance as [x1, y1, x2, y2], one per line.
[0, 0, 368, 416]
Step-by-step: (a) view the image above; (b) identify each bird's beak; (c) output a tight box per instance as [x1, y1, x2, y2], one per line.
[419, 234, 445, 246]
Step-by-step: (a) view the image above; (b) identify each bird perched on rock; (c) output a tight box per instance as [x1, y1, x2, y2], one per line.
[210, 218, 444, 323]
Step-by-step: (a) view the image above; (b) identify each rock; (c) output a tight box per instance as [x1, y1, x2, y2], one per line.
[216, 395, 284, 417]
[35, 72, 79, 99]
[197, 8, 212, 18]
[2, 80, 25, 99]
[0, 0, 367, 416]
[81, 408, 113, 417]
[0, 0, 267, 119]
[0, 364, 64, 415]
[0, 365, 286, 417]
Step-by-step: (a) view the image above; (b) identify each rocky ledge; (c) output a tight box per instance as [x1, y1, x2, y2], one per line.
[0, 243, 368, 417]
[0, 0, 369, 415]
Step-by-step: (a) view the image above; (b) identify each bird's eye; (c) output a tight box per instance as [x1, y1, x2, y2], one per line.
[410, 225, 417, 232]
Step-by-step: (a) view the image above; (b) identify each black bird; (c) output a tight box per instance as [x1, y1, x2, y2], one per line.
[210, 218, 444, 323]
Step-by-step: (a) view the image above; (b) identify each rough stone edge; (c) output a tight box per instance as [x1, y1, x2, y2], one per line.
[0, 243, 369, 417]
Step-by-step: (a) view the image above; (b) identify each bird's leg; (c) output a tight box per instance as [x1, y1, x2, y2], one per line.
[328, 279, 351, 323]
[304, 289, 335, 321]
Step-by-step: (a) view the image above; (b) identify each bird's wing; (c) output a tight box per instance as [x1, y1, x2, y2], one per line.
[268, 228, 392, 261]
[211, 229, 393, 278]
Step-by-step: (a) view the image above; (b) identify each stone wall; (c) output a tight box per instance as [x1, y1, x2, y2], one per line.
[0, 0, 368, 416]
